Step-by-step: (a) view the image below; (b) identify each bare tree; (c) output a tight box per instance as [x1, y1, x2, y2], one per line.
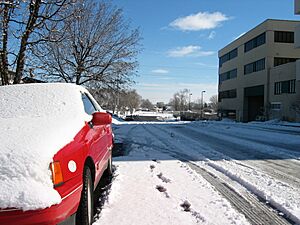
[120, 89, 141, 114]
[90, 87, 141, 114]
[89, 87, 117, 111]
[0, 0, 72, 85]
[140, 99, 154, 110]
[169, 89, 190, 111]
[33, 0, 140, 89]
[209, 95, 218, 111]
[0, 1, 10, 85]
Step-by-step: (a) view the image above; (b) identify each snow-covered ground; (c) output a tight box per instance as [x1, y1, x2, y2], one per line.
[94, 120, 300, 225]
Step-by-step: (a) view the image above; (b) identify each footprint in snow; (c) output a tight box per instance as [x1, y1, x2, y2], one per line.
[180, 200, 191, 212]
[156, 185, 170, 198]
[157, 172, 171, 183]
[150, 164, 155, 172]
[180, 200, 205, 223]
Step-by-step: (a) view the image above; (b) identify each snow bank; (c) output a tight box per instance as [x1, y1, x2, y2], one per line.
[0, 83, 91, 210]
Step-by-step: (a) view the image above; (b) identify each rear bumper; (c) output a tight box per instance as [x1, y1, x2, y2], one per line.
[0, 185, 82, 225]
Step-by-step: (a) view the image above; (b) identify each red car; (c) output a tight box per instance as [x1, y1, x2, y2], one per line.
[0, 83, 113, 225]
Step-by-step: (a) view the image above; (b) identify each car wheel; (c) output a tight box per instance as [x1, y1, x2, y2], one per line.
[76, 166, 93, 225]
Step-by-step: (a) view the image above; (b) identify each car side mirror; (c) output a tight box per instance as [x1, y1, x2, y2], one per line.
[92, 112, 112, 125]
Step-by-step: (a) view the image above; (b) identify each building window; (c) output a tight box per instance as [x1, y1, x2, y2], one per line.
[274, 82, 281, 95]
[274, 57, 297, 67]
[244, 58, 265, 75]
[219, 68, 237, 84]
[219, 48, 238, 67]
[274, 31, 294, 43]
[256, 58, 265, 71]
[290, 79, 296, 93]
[219, 89, 237, 101]
[281, 81, 290, 93]
[244, 32, 266, 52]
[271, 102, 281, 110]
[274, 79, 296, 95]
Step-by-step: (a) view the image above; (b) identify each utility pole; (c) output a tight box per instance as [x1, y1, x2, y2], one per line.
[189, 93, 192, 111]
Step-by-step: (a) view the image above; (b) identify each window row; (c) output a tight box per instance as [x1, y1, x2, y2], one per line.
[219, 69, 237, 84]
[274, 57, 297, 67]
[219, 89, 237, 101]
[274, 31, 294, 43]
[244, 32, 266, 52]
[274, 79, 296, 95]
[219, 48, 238, 67]
[244, 58, 265, 75]
[219, 30, 294, 68]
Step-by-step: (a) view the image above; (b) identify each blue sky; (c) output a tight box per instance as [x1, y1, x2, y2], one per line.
[114, 0, 298, 104]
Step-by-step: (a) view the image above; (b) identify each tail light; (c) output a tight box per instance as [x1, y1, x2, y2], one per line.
[50, 161, 64, 187]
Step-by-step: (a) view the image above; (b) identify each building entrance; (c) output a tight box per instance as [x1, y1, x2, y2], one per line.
[244, 85, 264, 122]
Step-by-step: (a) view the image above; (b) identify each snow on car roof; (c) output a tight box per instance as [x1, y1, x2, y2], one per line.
[0, 83, 89, 118]
[0, 83, 92, 211]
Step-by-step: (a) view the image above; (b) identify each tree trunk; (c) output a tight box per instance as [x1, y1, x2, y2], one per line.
[1, 3, 10, 85]
[13, 0, 41, 84]
[14, 36, 28, 84]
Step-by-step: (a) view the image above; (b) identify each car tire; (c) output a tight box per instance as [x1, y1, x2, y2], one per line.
[76, 166, 94, 225]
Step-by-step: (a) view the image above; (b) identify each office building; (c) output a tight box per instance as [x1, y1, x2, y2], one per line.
[218, 19, 300, 122]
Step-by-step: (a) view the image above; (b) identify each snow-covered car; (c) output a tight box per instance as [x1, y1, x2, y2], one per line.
[0, 83, 113, 225]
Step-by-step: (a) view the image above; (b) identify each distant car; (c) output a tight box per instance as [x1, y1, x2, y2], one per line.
[124, 115, 135, 121]
[0, 83, 113, 225]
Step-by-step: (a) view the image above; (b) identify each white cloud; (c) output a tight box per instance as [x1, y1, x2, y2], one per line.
[151, 69, 169, 74]
[195, 62, 218, 68]
[208, 31, 216, 40]
[167, 45, 215, 58]
[170, 11, 230, 31]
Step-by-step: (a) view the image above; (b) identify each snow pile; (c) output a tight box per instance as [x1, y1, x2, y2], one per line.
[112, 118, 122, 125]
[0, 83, 91, 210]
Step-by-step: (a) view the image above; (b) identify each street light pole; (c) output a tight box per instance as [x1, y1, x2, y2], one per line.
[189, 93, 192, 111]
[201, 90, 206, 119]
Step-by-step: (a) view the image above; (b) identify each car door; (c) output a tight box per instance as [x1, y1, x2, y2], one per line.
[81, 93, 108, 185]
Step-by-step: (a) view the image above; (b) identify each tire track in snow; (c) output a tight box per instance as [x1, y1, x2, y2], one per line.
[168, 124, 300, 188]
[141, 124, 293, 225]
[206, 124, 300, 154]
[212, 122, 300, 136]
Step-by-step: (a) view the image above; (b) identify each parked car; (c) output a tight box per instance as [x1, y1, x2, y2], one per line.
[0, 83, 113, 225]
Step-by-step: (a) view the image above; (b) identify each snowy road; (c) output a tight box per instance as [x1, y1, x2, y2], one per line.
[94, 121, 300, 225]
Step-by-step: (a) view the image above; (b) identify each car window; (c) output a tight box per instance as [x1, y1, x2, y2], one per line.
[87, 93, 102, 111]
[81, 93, 96, 115]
